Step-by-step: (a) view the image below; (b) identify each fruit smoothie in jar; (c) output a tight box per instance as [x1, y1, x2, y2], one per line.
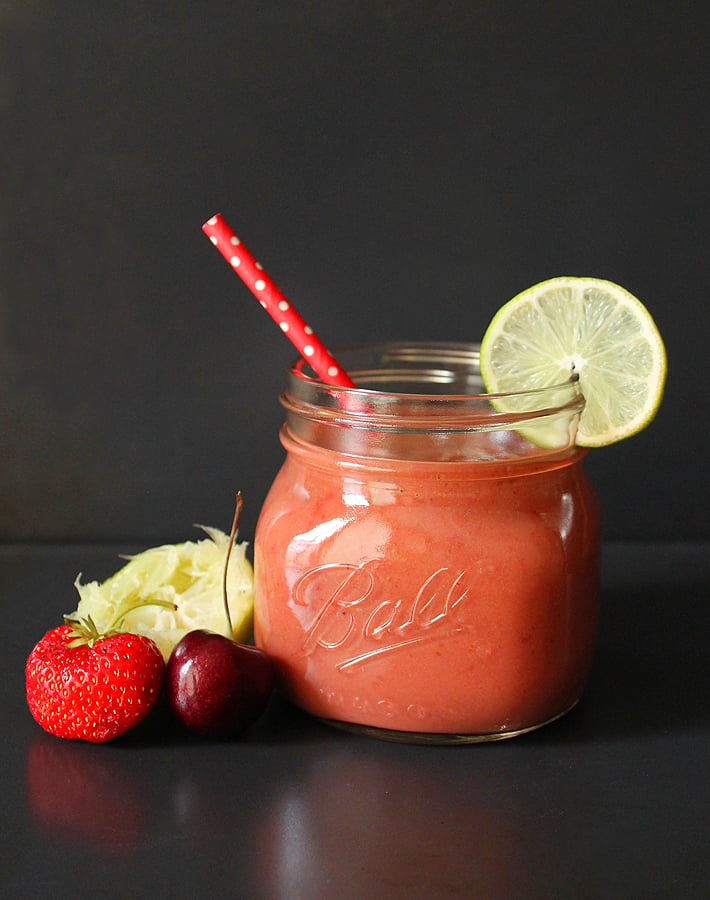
[254, 342, 600, 743]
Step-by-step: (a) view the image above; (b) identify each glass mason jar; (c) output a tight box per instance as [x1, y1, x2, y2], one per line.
[254, 342, 601, 744]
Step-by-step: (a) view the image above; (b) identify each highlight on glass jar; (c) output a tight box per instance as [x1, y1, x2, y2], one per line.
[253, 342, 601, 744]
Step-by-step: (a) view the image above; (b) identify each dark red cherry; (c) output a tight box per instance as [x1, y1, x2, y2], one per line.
[166, 630, 274, 739]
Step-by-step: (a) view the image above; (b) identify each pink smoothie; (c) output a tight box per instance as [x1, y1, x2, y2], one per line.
[254, 429, 600, 739]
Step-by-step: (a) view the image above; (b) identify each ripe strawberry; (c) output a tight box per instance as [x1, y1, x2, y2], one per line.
[26, 618, 165, 742]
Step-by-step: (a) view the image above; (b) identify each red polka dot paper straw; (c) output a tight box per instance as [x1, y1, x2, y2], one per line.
[203, 214, 355, 388]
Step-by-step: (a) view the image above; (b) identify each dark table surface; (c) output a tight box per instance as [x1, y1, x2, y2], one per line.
[2, 541, 708, 899]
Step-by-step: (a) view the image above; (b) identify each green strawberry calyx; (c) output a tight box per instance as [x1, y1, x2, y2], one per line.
[63, 599, 177, 649]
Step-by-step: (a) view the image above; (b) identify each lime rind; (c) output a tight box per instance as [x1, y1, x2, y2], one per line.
[71, 527, 255, 661]
[484, 382, 584, 450]
[480, 277, 667, 448]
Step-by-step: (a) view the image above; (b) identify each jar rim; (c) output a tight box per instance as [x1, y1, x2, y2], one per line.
[284, 340, 583, 423]
[281, 341, 584, 458]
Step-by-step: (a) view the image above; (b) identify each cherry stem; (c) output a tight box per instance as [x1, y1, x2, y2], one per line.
[222, 492, 243, 637]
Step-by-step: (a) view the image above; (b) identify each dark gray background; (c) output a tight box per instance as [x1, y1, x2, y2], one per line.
[1, 1, 707, 543]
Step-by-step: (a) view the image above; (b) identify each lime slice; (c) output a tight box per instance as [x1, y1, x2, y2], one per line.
[479, 277, 667, 447]
[69, 527, 254, 661]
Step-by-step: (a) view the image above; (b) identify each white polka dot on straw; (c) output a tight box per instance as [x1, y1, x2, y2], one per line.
[202, 214, 355, 388]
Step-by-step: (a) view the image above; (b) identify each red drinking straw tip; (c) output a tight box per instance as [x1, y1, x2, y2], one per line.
[202, 214, 355, 388]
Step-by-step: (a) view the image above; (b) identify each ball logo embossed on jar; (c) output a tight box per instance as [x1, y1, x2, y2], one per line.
[294, 562, 471, 671]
